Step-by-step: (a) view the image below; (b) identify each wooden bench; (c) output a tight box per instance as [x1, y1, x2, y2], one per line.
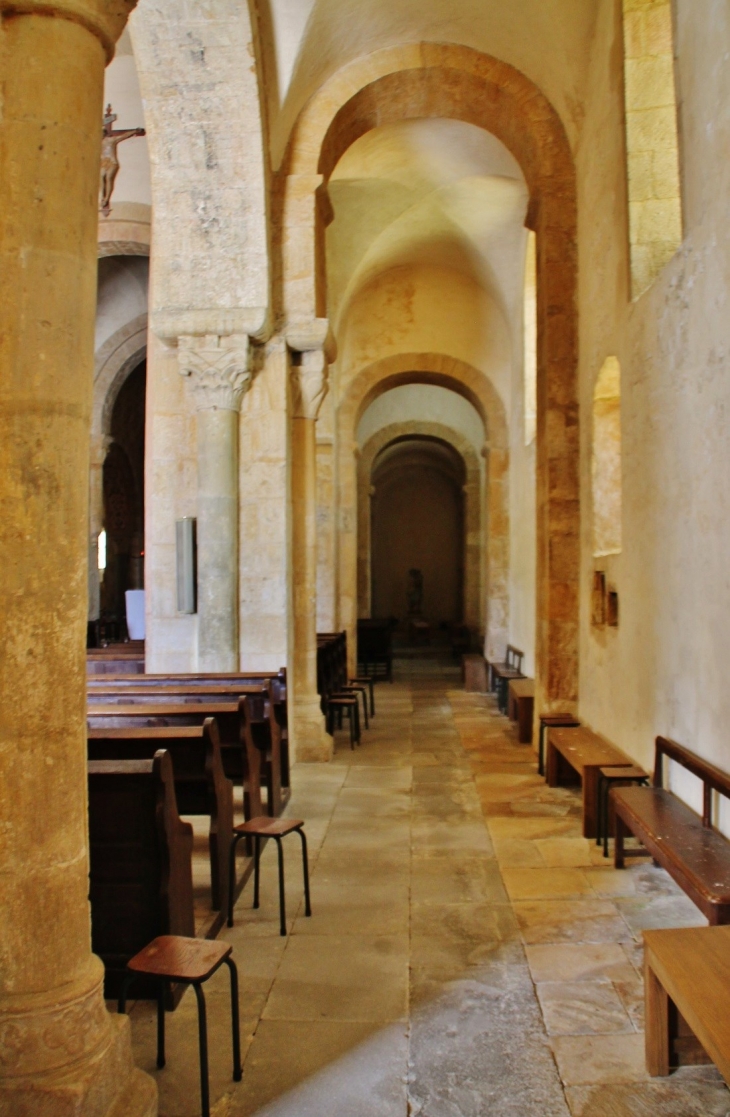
[88, 750, 194, 999]
[488, 645, 524, 713]
[644, 925, 730, 1081]
[462, 653, 487, 693]
[508, 678, 535, 743]
[547, 726, 632, 838]
[612, 736, 730, 924]
[87, 717, 233, 917]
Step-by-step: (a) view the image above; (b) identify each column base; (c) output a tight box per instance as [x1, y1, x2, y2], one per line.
[0, 1014, 157, 1117]
[290, 696, 333, 763]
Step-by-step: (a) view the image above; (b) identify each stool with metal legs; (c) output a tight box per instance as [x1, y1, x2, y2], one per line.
[538, 714, 581, 777]
[596, 765, 649, 857]
[228, 816, 311, 936]
[118, 936, 242, 1117]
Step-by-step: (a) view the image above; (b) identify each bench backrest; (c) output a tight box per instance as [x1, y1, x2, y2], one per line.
[88, 750, 194, 995]
[87, 669, 285, 687]
[655, 736, 730, 828]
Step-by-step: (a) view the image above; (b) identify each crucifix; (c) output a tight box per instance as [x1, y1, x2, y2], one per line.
[99, 104, 146, 217]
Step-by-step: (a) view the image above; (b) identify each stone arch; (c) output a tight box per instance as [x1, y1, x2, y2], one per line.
[359, 421, 485, 636]
[285, 43, 578, 706]
[336, 353, 508, 663]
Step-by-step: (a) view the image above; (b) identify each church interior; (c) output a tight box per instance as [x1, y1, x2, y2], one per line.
[2, 0, 730, 1114]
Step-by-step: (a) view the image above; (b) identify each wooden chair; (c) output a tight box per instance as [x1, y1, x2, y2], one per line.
[228, 817, 311, 936]
[88, 751, 194, 999]
[489, 645, 524, 713]
[119, 936, 242, 1117]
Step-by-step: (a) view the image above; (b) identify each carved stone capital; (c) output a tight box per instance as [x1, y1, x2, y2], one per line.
[290, 348, 329, 420]
[178, 334, 252, 412]
[0, 0, 137, 60]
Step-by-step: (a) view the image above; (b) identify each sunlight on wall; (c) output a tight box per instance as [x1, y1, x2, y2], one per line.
[523, 230, 537, 445]
[623, 0, 682, 299]
[592, 357, 622, 557]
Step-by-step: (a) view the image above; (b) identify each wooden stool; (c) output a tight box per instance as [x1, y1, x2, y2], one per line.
[597, 765, 648, 857]
[228, 816, 311, 935]
[538, 713, 580, 776]
[118, 936, 242, 1117]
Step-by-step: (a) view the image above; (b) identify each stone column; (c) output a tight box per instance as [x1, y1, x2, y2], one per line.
[178, 335, 251, 672]
[0, 2, 156, 1114]
[289, 343, 332, 762]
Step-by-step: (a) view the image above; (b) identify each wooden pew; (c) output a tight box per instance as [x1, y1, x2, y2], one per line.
[508, 678, 535, 743]
[88, 750, 194, 999]
[644, 925, 730, 1081]
[87, 717, 233, 916]
[87, 685, 286, 816]
[357, 618, 394, 682]
[547, 726, 633, 838]
[612, 736, 730, 924]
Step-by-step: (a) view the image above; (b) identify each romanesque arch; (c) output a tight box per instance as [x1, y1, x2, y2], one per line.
[284, 43, 579, 706]
[359, 421, 485, 635]
[336, 353, 509, 662]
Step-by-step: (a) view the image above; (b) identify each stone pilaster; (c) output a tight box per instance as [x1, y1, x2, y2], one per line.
[0, 1, 156, 1114]
[179, 334, 251, 672]
[288, 328, 333, 762]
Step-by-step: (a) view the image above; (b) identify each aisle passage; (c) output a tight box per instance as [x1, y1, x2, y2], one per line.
[127, 658, 730, 1116]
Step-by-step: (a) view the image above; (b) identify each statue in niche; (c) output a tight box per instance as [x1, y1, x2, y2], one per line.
[99, 104, 145, 218]
[407, 568, 423, 616]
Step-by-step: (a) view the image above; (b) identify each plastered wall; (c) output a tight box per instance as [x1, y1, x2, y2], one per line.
[577, 0, 730, 793]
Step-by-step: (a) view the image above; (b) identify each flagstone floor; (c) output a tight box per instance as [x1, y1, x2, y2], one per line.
[125, 655, 730, 1116]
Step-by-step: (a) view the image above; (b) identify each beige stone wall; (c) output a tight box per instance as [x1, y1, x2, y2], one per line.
[577, 0, 730, 782]
[239, 338, 291, 670]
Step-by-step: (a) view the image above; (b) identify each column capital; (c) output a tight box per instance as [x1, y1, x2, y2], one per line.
[290, 348, 329, 420]
[0, 0, 137, 60]
[178, 333, 252, 412]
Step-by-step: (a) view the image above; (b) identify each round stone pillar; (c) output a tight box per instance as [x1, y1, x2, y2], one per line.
[289, 347, 332, 762]
[178, 334, 251, 672]
[0, 2, 156, 1114]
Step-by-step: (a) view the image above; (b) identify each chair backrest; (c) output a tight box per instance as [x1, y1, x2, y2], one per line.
[654, 736, 730, 828]
[88, 750, 194, 991]
[506, 645, 524, 672]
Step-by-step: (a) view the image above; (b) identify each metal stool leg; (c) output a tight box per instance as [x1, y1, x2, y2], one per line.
[349, 708, 355, 750]
[274, 836, 286, 936]
[228, 832, 244, 927]
[361, 690, 369, 729]
[192, 982, 210, 1117]
[253, 834, 261, 909]
[298, 827, 312, 917]
[156, 981, 166, 1069]
[117, 975, 132, 1016]
[224, 958, 243, 1082]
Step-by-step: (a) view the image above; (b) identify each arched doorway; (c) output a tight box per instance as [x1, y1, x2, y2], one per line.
[98, 359, 146, 639]
[370, 437, 465, 633]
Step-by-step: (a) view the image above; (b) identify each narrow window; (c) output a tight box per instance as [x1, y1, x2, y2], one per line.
[623, 0, 682, 298]
[592, 357, 622, 557]
[97, 529, 107, 571]
[523, 230, 537, 446]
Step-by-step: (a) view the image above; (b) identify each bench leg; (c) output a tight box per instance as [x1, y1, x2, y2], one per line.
[253, 834, 261, 909]
[193, 982, 210, 1117]
[538, 722, 546, 777]
[546, 742, 559, 788]
[645, 960, 671, 1077]
[614, 812, 626, 869]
